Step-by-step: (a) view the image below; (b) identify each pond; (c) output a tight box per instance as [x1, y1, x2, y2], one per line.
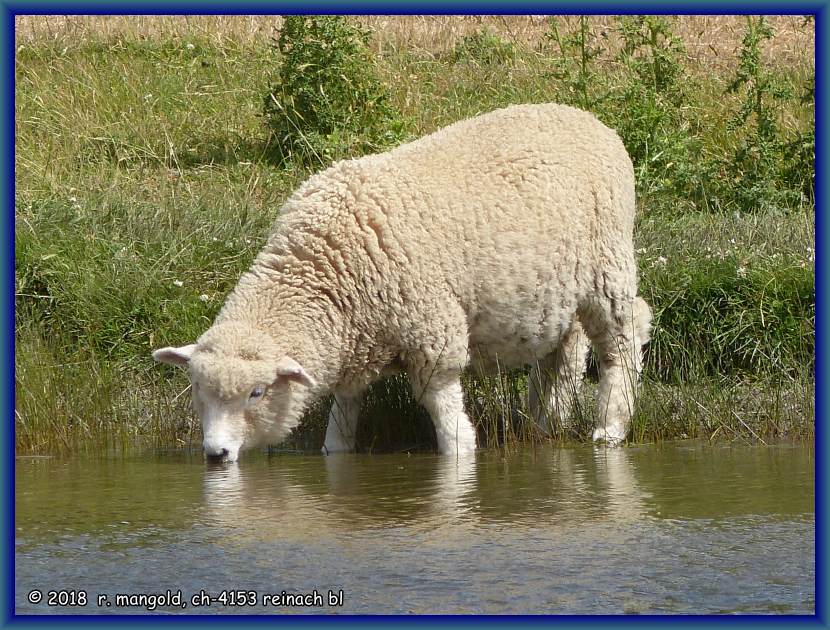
[15, 441, 814, 615]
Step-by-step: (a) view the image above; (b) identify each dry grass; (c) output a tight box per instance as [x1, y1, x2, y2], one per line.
[15, 14, 814, 69]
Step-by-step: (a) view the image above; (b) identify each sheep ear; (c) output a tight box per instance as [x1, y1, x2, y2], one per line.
[152, 344, 197, 366]
[275, 357, 316, 388]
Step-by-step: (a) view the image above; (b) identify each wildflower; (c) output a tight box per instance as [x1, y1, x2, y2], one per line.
[737, 266, 747, 278]
[186, 43, 195, 50]
[649, 255, 668, 269]
[173, 280, 184, 287]
[199, 294, 210, 303]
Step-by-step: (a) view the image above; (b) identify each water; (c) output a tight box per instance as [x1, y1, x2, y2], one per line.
[15, 442, 814, 615]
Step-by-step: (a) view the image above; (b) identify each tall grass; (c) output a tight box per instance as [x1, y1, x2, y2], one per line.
[15, 320, 197, 454]
[14, 16, 815, 455]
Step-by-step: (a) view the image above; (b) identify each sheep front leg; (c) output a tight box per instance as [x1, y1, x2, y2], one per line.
[321, 392, 363, 454]
[414, 373, 478, 455]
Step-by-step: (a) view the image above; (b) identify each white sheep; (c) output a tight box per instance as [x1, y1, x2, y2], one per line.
[153, 103, 652, 461]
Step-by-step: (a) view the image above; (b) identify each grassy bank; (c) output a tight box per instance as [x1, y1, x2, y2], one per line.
[14, 15, 815, 455]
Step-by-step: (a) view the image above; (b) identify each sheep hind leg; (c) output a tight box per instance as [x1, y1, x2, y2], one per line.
[321, 392, 363, 454]
[581, 296, 652, 447]
[528, 320, 591, 434]
[411, 371, 477, 455]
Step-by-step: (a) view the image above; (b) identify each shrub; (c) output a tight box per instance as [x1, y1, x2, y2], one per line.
[263, 15, 408, 167]
[542, 15, 813, 216]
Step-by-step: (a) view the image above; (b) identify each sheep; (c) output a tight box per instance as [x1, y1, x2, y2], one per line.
[152, 103, 652, 462]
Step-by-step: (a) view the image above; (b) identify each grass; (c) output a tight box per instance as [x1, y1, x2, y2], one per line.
[14, 16, 815, 455]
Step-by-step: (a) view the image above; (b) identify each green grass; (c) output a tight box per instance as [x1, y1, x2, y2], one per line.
[637, 210, 814, 381]
[14, 17, 815, 455]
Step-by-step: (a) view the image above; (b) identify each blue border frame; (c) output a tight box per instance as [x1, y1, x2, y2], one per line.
[3, 2, 824, 626]
[815, 2, 826, 626]
[0, 1, 828, 13]
[3, 0, 13, 627]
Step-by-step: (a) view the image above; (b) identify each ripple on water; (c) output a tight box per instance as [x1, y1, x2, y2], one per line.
[15, 442, 814, 614]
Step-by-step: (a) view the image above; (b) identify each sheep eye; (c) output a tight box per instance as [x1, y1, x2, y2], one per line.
[249, 386, 265, 400]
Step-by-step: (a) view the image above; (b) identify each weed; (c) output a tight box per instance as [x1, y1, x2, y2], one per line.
[452, 28, 516, 66]
[545, 16, 606, 111]
[609, 16, 709, 207]
[714, 16, 809, 213]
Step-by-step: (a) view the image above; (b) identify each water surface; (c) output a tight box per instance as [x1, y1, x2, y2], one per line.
[15, 442, 814, 615]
